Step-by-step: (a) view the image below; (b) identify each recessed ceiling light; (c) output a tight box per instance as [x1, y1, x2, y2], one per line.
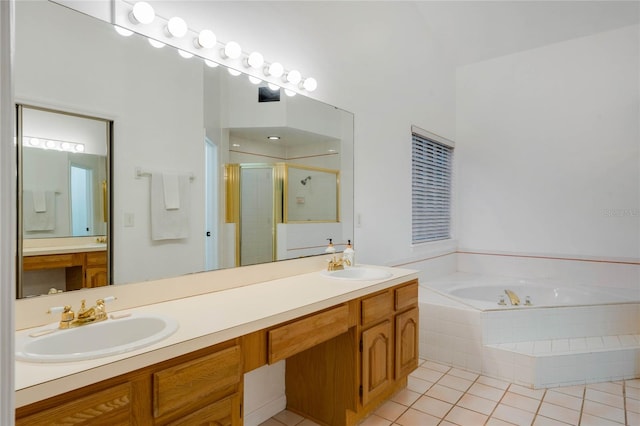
[267, 136, 280, 140]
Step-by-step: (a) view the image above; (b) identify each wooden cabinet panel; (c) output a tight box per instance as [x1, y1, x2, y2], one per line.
[361, 320, 392, 406]
[86, 267, 108, 288]
[361, 291, 392, 327]
[395, 281, 418, 311]
[153, 345, 242, 419]
[395, 307, 419, 379]
[16, 382, 132, 426]
[269, 304, 349, 364]
[23, 253, 82, 270]
[86, 251, 107, 266]
[165, 393, 241, 426]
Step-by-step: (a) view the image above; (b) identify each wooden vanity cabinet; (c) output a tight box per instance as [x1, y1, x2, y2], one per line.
[22, 250, 108, 290]
[85, 251, 108, 288]
[16, 339, 243, 426]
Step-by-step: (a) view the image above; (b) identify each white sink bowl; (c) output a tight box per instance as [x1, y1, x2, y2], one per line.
[16, 313, 179, 363]
[321, 267, 393, 281]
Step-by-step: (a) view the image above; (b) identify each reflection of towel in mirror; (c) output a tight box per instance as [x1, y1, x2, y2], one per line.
[24, 190, 56, 231]
[151, 173, 190, 240]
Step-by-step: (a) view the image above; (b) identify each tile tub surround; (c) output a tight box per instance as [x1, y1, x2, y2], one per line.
[15, 258, 418, 408]
[420, 283, 640, 388]
[260, 360, 640, 426]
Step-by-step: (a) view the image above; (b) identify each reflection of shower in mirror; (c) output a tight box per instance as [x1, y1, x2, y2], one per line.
[300, 176, 312, 186]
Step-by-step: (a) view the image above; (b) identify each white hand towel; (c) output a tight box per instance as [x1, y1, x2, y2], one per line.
[151, 173, 190, 240]
[162, 173, 180, 210]
[24, 190, 56, 231]
[33, 190, 47, 213]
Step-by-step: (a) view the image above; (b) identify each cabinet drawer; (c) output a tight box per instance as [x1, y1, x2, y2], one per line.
[23, 253, 82, 270]
[395, 281, 418, 311]
[166, 393, 240, 426]
[86, 251, 107, 266]
[269, 304, 349, 364]
[16, 382, 131, 426]
[361, 291, 393, 327]
[153, 345, 242, 419]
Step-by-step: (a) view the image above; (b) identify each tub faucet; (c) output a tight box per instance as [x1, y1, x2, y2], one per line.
[504, 289, 520, 306]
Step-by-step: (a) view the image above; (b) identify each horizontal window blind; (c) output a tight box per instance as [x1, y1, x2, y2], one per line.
[412, 133, 453, 244]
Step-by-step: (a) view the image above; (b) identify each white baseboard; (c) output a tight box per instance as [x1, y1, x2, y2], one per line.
[243, 395, 287, 426]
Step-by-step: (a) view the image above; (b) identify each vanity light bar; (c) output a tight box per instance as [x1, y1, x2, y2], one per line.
[118, 1, 318, 93]
[24, 137, 85, 153]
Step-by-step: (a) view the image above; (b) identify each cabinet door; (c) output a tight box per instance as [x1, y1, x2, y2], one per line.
[86, 267, 108, 288]
[165, 394, 241, 426]
[395, 307, 419, 379]
[361, 321, 392, 406]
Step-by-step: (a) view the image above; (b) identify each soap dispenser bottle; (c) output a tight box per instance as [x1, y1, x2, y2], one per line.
[325, 238, 336, 254]
[343, 239, 354, 266]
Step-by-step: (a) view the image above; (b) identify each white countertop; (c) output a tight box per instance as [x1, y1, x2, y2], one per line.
[15, 264, 418, 407]
[23, 243, 107, 256]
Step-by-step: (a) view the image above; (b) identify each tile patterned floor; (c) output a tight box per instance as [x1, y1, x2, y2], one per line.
[259, 359, 640, 426]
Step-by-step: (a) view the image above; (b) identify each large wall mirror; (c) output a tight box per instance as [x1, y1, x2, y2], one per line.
[15, 0, 354, 297]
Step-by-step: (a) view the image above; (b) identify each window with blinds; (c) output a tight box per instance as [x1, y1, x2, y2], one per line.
[411, 129, 453, 244]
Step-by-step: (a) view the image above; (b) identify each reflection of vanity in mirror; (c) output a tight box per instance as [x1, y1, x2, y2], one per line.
[14, 0, 353, 297]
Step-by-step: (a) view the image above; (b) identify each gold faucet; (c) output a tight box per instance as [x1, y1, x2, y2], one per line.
[327, 255, 351, 271]
[95, 236, 107, 244]
[504, 289, 521, 306]
[50, 298, 112, 329]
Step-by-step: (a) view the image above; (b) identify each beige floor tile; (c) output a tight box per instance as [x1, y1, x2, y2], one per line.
[582, 400, 625, 424]
[438, 374, 474, 392]
[456, 393, 498, 415]
[543, 390, 583, 411]
[626, 396, 640, 414]
[491, 403, 536, 425]
[259, 419, 285, 426]
[299, 419, 320, 426]
[585, 388, 624, 408]
[537, 402, 580, 425]
[358, 414, 392, 426]
[444, 406, 488, 425]
[508, 383, 545, 400]
[587, 381, 623, 396]
[532, 415, 573, 425]
[627, 410, 640, 426]
[410, 366, 445, 383]
[421, 360, 451, 373]
[406, 376, 433, 394]
[626, 379, 640, 389]
[411, 395, 453, 418]
[448, 367, 480, 381]
[486, 417, 517, 426]
[626, 385, 640, 400]
[477, 375, 510, 390]
[501, 391, 542, 413]
[438, 421, 458, 426]
[467, 382, 507, 402]
[391, 388, 422, 407]
[273, 410, 305, 426]
[551, 385, 584, 399]
[394, 408, 440, 426]
[425, 384, 464, 404]
[579, 413, 624, 426]
[374, 400, 407, 422]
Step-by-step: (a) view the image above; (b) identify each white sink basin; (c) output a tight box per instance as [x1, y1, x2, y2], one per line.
[16, 313, 179, 363]
[320, 267, 393, 281]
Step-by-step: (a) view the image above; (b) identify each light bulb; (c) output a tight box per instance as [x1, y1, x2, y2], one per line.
[285, 70, 302, 85]
[246, 51, 264, 69]
[302, 77, 317, 92]
[130, 2, 155, 25]
[167, 17, 187, 38]
[228, 68, 241, 76]
[204, 59, 219, 68]
[45, 140, 56, 149]
[75, 144, 85, 153]
[178, 50, 193, 59]
[222, 41, 242, 59]
[265, 62, 284, 78]
[60, 142, 71, 151]
[284, 89, 296, 97]
[148, 38, 165, 48]
[248, 76, 262, 85]
[114, 26, 133, 37]
[196, 29, 216, 49]
[267, 83, 280, 91]
[29, 138, 41, 147]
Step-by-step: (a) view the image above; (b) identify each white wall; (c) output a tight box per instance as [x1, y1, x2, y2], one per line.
[456, 25, 640, 262]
